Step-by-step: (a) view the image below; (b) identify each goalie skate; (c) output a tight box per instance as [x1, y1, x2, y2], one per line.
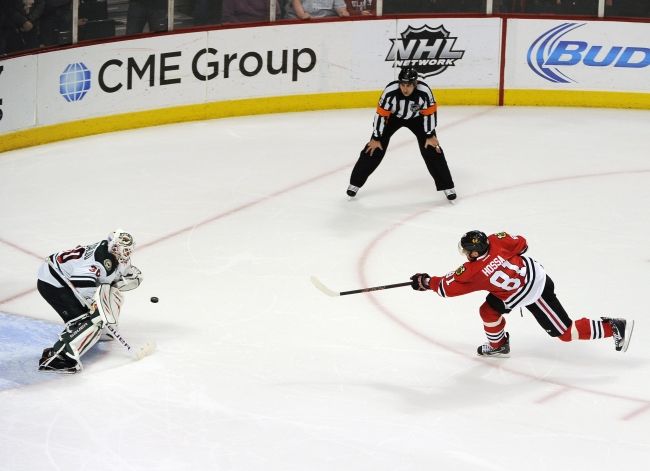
[38, 348, 81, 374]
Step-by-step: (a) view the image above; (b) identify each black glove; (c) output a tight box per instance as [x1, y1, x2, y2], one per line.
[410, 273, 431, 291]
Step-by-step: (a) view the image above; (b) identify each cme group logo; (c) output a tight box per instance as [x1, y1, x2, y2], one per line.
[528, 22, 649, 83]
[385, 25, 465, 78]
[59, 62, 92, 102]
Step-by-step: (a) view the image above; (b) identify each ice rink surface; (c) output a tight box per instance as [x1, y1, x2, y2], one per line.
[1, 105, 649, 470]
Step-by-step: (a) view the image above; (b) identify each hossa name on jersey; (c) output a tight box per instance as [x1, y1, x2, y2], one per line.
[480, 255, 508, 277]
[429, 233, 547, 310]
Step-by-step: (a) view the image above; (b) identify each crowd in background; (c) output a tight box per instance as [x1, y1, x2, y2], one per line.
[1, 0, 648, 56]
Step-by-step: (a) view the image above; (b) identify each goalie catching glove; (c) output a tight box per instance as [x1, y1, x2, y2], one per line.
[113, 265, 143, 292]
[410, 273, 431, 291]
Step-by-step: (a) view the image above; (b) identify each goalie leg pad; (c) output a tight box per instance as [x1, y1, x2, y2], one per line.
[95, 283, 124, 325]
[44, 310, 104, 371]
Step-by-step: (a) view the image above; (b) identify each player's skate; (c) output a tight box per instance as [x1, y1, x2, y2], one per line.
[346, 185, 359, 198]
[477, 333, 510, 357]
[444, 188, 457, 201]
[602, 317, 634, 352]
[38, 347, 81, 374]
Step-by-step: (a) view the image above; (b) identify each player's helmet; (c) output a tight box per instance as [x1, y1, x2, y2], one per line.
[398, 67, 418, 84]
[458, 230, 489, 258]
[108, 229, 135, 264]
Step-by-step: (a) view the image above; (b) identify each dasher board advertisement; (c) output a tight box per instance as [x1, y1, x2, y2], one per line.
[506, 19, 650, 92]
[18, 18, 499, 129]
[0, 56, 37, 134]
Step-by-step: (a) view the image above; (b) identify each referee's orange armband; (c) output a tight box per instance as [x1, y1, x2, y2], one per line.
[420, 104, 438, 116]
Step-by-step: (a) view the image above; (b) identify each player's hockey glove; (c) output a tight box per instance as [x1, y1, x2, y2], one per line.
[113, 266, 143, 292]
[410, 273, 431, 291]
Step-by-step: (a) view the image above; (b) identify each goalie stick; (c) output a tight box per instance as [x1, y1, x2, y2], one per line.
[46, 258, 155, 360]
[310, 275, 412, 297]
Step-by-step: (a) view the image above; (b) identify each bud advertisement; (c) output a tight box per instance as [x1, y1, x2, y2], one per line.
[506, 19, 650, 92]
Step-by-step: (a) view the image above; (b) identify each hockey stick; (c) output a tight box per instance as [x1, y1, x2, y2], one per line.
[310, 275, 412, 297]
[46, 258, 155, 360]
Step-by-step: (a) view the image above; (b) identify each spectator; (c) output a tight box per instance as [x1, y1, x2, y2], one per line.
[383, 0, 427, 13]
[192, 0, 222, 26]
[495, 0, 527, 12]
[420, 0, 484, 13]
[606, 0, 648, 17]
[345, 0, 375, 15]
[39, 0, 72, 46]
[4, 0, 45, 53]
[285, 0, 349, 19]
[126, 0, 167, 35]
[222, 0, 280, 23]
[0, 1, 7, 55]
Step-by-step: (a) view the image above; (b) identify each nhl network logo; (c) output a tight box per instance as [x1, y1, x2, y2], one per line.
[385, 25, 465, 78]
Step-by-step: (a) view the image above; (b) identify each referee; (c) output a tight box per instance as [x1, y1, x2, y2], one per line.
[347, 67, 456, 201]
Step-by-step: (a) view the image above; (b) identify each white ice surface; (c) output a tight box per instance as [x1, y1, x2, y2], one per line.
[1, 106, 649, 470]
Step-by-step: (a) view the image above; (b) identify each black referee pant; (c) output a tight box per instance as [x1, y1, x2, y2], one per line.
[349, 116, 455, 191]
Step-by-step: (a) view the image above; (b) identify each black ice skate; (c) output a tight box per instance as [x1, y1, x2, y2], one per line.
[346, 185, 359, 198]
[477, 333, 510, 357]
[444, 189, 457, 201]
[602, 317, 634, 352]
[39, 348, 81, 374]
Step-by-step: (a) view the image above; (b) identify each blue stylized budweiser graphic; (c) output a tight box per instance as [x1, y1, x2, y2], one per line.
[527, 23, 650, 84]
[527, 23, 585, 83]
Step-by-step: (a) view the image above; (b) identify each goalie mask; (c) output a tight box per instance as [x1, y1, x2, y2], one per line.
[108, 229, 135, 264]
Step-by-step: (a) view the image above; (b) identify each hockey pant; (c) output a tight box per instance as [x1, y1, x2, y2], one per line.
[480, 276, 613, 346]
[37, 279, 88, 323]
[349, 116, 454, 191]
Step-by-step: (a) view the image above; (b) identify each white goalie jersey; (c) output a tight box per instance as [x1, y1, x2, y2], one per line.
[37, 240, 142, 301]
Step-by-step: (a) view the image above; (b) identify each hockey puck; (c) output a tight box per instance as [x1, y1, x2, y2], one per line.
[150, 297, 159, 303]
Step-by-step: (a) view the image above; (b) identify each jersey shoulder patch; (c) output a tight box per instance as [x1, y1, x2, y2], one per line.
[93, 240, 118, 275]
[454, 265, 467, 276]
[495, 231, 509, 239]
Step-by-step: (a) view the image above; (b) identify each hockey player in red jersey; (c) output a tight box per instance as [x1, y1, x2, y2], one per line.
[410, 230, 634, 356]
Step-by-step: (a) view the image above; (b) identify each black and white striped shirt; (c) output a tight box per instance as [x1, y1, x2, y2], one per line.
[372, 80, 438, 139]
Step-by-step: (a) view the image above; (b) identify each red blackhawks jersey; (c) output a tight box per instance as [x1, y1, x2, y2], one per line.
[429, 232, 547, 310]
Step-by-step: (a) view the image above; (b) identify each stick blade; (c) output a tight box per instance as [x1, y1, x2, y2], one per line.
[135, 341, 156, 360]
[310, 276, 339, 297]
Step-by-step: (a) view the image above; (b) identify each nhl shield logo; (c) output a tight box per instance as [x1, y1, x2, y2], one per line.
[385, 25, 465, 78]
